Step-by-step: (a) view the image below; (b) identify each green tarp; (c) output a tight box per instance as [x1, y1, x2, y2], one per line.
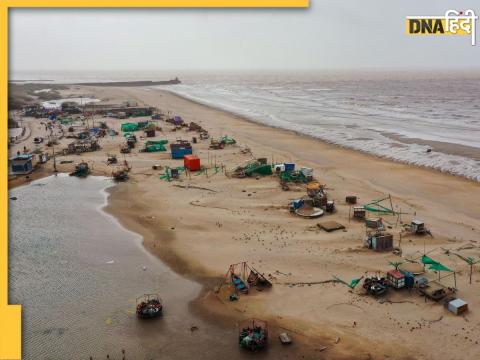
[349, 277, 363, 289]
[145, 140, 168, 146]
[220, 136, 236, 145]
[144, 140, 168, 152]
[245, 164, 272, 177]
[121, 123, 139, 132]
[421, 255, 437, 265]
[279, 170, 307, 183]
[429, 263, 452, 272]
[363, 197, 395, 214]
[421, 255, 452, 272]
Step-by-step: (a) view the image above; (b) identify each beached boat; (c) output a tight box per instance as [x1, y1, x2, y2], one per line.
[69, 162, 90, 177]
[136, 294, 163, 319]
[112, 169, 128, 182]
[231, 274, 249, 294]
[239, 319, 268, 351]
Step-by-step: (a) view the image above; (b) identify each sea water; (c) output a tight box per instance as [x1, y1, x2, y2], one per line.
[12, 70, 480, 180]
[8, 174, 253, 360]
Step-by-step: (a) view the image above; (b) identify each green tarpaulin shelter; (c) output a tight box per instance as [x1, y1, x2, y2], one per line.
[429, 263, 452, 272]
[121, 123, 139, 132]
[363, 196, 395, 215]
[349, 277, 363, 289]
[245, 163, 272, 177]
[422, 255, 452, 272]
[144, 140, 168, 152]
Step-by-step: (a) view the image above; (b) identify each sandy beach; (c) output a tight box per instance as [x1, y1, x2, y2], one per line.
[10, 84, 480, 359]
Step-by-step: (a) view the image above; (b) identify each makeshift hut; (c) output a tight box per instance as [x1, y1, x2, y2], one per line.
[9, 154, 33, 175]
[387, 270, 405, 289]
[366, 217, 384, 230]
[365, 233, 393, 252]
[411, 219, 428, 235]
[353, 206, 366, 219]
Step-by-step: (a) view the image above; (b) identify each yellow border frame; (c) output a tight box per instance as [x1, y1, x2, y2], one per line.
[0, 1, 309, 359]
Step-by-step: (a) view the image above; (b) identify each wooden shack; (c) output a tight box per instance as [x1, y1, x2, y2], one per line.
[366, 233, 393, 252]
[353, 206, 366, 219]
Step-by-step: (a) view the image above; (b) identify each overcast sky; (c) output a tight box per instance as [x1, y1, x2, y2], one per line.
[9, 0, 480, 72]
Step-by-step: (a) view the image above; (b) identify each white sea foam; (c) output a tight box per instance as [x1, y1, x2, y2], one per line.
[153, 77, 480, 181]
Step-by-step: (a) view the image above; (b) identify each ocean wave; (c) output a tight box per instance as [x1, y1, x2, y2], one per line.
[153, 79, 480, 182]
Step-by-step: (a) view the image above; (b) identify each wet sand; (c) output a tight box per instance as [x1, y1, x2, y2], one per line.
[382, 131, 480, 162]
[10, 175, 318, 360]
[9, 84, 480, 359]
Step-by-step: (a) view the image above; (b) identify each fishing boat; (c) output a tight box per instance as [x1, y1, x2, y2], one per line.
[69, 162, 90, 177]
[239, 319, 268, 351]
[136, 294, 163, 319]
[231, 274, 249, 294]
[112, 169, 128, 182]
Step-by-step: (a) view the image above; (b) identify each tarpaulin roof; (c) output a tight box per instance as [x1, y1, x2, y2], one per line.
[121, 123, 138, 132]
[422, 255, 452, 272]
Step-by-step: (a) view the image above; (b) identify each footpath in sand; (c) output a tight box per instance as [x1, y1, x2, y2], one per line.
[11, 85, 480, 360]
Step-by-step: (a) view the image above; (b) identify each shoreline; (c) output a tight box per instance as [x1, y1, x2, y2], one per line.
[159, 89, 480, 183]
[10, 84, 480, 359]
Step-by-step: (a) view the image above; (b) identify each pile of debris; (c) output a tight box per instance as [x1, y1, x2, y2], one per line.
[209, 136, 236, 149]
[62, 139, 100, 155]
[124, 133, 137, 149]
[363, 275, 389, 296]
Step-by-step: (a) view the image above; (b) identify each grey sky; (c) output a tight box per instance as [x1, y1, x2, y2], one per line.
[9, 0, 480, 72]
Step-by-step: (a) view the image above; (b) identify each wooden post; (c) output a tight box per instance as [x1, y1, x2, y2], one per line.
[470, 264, 472, 285]
[454, 272, 457, 289]
[52, 143, 58, 173]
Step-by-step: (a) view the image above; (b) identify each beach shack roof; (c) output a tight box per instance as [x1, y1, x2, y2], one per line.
[9, 154, 33, 161]
[9, 154, 34, 175]
[447, 298, 468, 315]
[387, 270, 405, 280]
